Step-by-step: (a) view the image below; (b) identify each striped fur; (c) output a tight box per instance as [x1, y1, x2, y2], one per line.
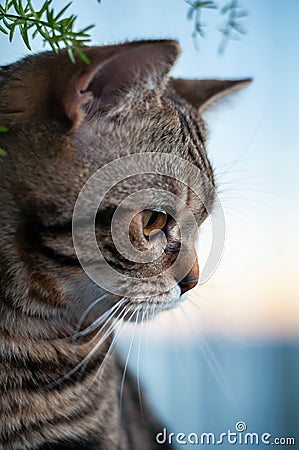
[0, 40, 250, 449]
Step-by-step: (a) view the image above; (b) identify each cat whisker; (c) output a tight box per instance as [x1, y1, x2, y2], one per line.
[187, 294, 246, 345]
[50, 299, 126, 344]
[145, 308, 150, 355]
[213, 156, 249, 175]
[136, 307, 147, 418]
[217, 172, 278, 185]
[83, 306, 134, 394]
[216, 193, 273, 216]
[170, 308, 190, 385]
[44, 304, 126, 389]
[73, 299, 126, 340]
[75, 315, 123, 382]
[84, 304, 138, 395]
[179, 302, 235, 406]
[74, 293, 119, 334]
[187, 294, 227, 335]
[119, 306, 141, 414]
[218, 186, 281, 198]
[74, 306, 128, 381]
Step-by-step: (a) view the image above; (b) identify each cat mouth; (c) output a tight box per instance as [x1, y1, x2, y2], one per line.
[124, 284, 185, 319]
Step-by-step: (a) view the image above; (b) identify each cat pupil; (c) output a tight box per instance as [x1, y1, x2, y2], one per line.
[143, 209, 167, 237]
[146, 210, 159, 227]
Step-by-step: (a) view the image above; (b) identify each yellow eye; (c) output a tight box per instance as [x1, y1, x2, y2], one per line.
[143, 209, 167, 237]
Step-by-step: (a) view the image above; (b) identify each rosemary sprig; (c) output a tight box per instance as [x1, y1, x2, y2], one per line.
[187, 1, 218, 42]
[186, 0, 248, 52]
[0, 0, 94, 63]
[219, 0, 248, 53]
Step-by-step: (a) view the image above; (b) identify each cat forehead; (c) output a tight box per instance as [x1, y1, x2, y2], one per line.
[76, 87, 206, 157]
[75, 83, 206, 173]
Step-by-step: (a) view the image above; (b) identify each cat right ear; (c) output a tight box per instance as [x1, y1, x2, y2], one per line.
[0, 40, 180, 129]
[169, 78, 252, 112]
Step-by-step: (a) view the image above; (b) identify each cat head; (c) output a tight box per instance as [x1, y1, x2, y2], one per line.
[0, 40, 250, 331]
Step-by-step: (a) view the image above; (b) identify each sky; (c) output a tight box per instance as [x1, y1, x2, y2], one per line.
[1, 0, 299, 338]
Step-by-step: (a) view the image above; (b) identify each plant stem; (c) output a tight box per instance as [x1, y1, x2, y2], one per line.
[1, 13, 71, 32]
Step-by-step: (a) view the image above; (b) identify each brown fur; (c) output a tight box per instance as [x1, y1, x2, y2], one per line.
[0, 40, 250, 449]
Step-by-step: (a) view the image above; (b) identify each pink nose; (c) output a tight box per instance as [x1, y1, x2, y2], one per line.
[179, 260, 199, 295]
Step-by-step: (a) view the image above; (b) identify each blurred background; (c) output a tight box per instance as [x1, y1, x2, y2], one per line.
[1, 0, 298, 447]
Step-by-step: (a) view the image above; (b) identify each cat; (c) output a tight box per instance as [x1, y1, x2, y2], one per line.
[0, 40, 250, 450]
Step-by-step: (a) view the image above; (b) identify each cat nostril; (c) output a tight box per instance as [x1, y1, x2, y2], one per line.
[178, 259, 199, 295]
[179, 277, 198, 295]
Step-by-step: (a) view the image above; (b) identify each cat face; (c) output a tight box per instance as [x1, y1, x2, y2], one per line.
[0, 40, 250, 329]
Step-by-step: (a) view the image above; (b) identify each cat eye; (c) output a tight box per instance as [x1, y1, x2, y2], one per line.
[143, 209, 167, 237]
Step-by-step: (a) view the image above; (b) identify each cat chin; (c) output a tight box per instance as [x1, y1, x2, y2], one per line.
[124, 284, 185, 321]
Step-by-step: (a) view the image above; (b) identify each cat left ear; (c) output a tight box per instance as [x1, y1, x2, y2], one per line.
[169, 78, 252, 111]
[85, 40, 181, 115]
[0, 40, 180, 129]
[50, 40, 181, 123]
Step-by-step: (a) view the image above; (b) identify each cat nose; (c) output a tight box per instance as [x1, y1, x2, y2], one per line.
[179, 259, 199, 295]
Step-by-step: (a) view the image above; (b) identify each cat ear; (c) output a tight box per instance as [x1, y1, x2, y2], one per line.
[169, 78, 252, 111]
[85, 40, 180, 115]
[0, 40, 180, 129]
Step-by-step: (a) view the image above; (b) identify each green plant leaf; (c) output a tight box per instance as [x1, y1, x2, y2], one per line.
[0, 0, 95, 64]
[74, 46, 90, 64]
[20, 23, 31, 49]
